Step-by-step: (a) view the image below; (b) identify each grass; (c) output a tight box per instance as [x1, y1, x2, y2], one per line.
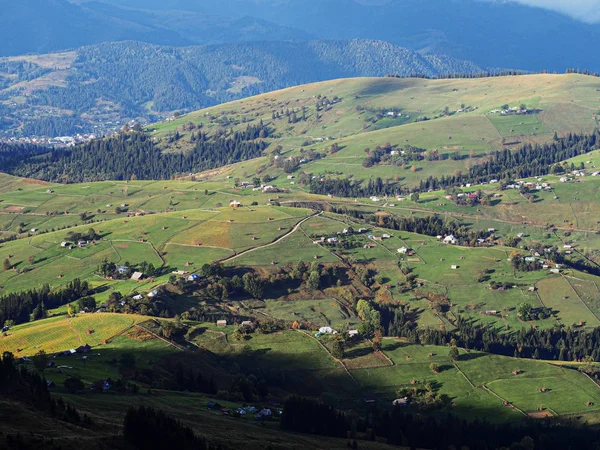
[263, 298, 358, 328]
[0, 313, 148, 356]
[147, 74, 600, 189]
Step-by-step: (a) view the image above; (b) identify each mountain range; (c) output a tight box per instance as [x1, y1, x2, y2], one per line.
[2, 0, 599, 72]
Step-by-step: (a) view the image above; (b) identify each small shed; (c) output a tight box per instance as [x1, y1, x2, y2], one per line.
[216, 320, 227, 327]
[131, 272, 144, 281]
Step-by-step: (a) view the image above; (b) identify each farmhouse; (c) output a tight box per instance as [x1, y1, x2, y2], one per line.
[444, 235, 458, 245]
[230, 200, 242, 208]
[319, 326, 336, 334]
[451, 265, 458, 270]
[398, 247, 408, 254]
[327, 237, 339, 244]
[187, 273, 201, 282]
[147, 290, 158, 298]
[216, 320, 227, 327]
[348, 330, 359, 337]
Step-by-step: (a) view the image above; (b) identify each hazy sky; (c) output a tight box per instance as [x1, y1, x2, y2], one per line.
[513, 0, 600, 22]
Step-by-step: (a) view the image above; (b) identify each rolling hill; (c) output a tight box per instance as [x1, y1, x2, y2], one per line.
[146, 73, 600, 187]
[0, 40, 485, 138]
[2, 74, 600, 449]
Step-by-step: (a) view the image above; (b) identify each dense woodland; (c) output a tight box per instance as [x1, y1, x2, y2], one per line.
[282, 396, 600, 450]
[0, 352, 92, 439]
[123, 406, 222, 450]
[0, 279, 90, 326]
[3, 126, 268, 182]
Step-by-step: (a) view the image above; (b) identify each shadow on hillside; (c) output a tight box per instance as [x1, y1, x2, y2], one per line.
[344, 345, 374, 359]
[457, 352, 486, 362]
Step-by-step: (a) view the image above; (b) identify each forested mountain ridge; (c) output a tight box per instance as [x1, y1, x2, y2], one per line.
[75, 0, 600, 72]
[0, 40, 484, 138]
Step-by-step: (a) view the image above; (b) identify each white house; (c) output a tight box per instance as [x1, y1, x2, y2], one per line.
[348, 330, 359, 337]
[319, 326, 336, 334]
[398, 247, 408, 254]
[327, 237, 339, 244]
[443, 235, 458, 245]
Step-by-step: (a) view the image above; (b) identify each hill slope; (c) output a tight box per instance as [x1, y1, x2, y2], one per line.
[145, 73, 600, 187]
[0, 40, 484, 137]
[3, 73, 599, 186]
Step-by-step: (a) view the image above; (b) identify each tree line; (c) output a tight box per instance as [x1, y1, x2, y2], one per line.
[282, 395, 600, 450]
[123, 405, 223, 450]
[303, 131, 599, 197]
[0, 352, 92, 435]
[416, 131, 599, 192]
[0, 279, 90, 326]
[4, 125, 269, 182]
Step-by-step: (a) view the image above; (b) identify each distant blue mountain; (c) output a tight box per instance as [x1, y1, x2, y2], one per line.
[3, 0, 599, 71]
[81, 0, 600, 71]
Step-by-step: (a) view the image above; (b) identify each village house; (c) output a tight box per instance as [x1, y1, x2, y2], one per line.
[444, 235, 458, 245]
[319, 326, 336, 334]
[230, 200, 242, 208]
[216, 320, 227, 327]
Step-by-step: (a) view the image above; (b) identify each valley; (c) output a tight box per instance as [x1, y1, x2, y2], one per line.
[1, 73, 600, 449]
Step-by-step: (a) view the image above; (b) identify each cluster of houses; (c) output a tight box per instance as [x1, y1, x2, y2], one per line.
[504, 179, 552, 191]
[1, 133, 99, 147]
[315, 327, 359, 338]
[488, 106, 528, 115]
[60, 240, 88, 249]
[560, 170, 600, 181]
[215, 319, 254, 328]
[313, 227, 369, 245]
[207, 401, 281, 419]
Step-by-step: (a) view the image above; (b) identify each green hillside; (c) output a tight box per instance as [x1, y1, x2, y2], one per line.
[2, 74, 600, 449]
[151, 73, 600, 187]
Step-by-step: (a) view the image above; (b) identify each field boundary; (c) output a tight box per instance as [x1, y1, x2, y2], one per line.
[296, 329, 359, 386]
